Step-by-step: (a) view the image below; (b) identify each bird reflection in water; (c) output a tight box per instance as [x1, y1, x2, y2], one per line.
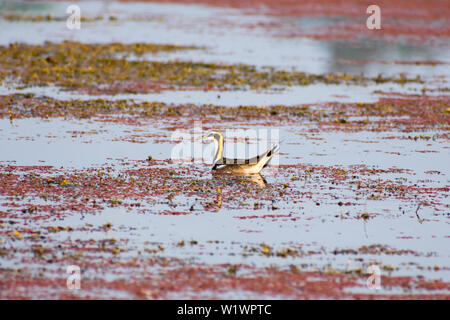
[212, 172, 267, 188]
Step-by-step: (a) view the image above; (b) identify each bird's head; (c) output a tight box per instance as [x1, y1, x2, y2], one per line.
[201, 131, 222, 143]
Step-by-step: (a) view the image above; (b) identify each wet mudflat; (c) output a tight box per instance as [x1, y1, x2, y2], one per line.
[0, 1, 449, 299]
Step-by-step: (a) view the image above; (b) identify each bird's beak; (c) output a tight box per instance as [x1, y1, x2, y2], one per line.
[196, 135, 207, 142]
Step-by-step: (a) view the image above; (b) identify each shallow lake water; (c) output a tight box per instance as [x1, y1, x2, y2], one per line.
[0, 0, 448, 299]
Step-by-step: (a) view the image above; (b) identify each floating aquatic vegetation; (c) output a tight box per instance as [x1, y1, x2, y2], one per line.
[0, 1, 448, 300]
[0, 42, 423, 94]
[0, 12, 106, 22]
[1, 93, 448, 132]
[134, 0, 450, 43]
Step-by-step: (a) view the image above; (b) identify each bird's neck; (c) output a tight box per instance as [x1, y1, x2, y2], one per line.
[213, 135, 224, 164]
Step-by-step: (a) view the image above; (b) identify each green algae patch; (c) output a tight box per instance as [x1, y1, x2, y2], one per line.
[0, 93, 312, 121]
[0, 41, 200, 92]
[0, 42, 423, 94]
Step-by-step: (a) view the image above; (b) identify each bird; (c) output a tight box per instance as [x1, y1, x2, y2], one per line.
[201, 131, 279, 175]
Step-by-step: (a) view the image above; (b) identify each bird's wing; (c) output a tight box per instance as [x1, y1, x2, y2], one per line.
[218, 155, 261, 165]
[217, 145, 278, 165]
